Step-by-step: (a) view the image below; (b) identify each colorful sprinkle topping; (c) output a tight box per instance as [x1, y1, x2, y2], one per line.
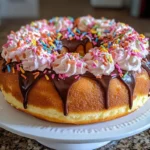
[1, 16, 149, 78]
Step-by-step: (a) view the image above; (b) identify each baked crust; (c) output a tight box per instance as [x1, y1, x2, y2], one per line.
[0, 60, 149, 124]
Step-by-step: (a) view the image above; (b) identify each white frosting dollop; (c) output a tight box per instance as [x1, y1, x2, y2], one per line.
[77, 16, 95, 31]
[122, 34, 149, 58]
[113, 47, 142, 71]
[49, 17, 74, 32]
[84, 48, 115, 76]
[30, 19, 48, 29]
[30, 20, 54, 35]
[2, 40, 29, 62]
[21, 48, 57, 71]
[114, 22, 134, 35]
[95, 18, 116, 37]
[113, 23, 149, 59]
[52, 53, 87, 77]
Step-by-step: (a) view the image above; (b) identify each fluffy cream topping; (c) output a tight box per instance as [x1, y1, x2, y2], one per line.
[1, 16, 149, 77]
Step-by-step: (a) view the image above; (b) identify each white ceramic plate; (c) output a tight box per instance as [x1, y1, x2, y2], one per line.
[0, 92, 150, 144]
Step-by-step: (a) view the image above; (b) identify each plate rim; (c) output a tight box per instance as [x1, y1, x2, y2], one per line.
[0, 92, 150, 143]
[1, 121, 150, 143]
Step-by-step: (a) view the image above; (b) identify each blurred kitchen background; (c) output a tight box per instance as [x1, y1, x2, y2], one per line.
[0, 0, 150, 46]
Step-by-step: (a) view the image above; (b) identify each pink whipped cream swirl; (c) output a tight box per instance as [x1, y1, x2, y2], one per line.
[52, 53, 87, 77]
[21, 47, 57, 71]
[49, 17, 74, 32]
[83, 47, 115, 77]
[77, 16, 95, 31]
[94, 18, 116, 37]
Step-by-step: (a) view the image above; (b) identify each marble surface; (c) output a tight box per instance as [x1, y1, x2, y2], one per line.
[0, 128, 150, 150]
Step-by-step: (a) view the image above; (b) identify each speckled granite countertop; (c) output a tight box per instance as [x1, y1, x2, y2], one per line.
[0, 128, 150, 150]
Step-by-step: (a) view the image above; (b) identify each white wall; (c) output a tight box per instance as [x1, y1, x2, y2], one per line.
[0, 0, 39, 18]
[90, 0, 131, 8]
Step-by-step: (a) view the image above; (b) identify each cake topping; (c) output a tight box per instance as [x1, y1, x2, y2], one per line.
[1, 16, 149, 77]
[21, 47, 57, 71]
[49, 17, 74, 32]
[77, 15, 95, 31]
[94, 18, 116, 37]
[113, 47, 142, 72]
[52, 53, 87, 77]
[84, 48, 114, 76]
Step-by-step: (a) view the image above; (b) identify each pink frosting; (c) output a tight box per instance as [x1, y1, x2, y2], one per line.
[77, 16, 95, 31]
[52, 53, 87, 77]
[21, 47, 57, 71]
[1, 16, 149, 75]
[84, 48, 115, 76]
[49, 17, 73, 32]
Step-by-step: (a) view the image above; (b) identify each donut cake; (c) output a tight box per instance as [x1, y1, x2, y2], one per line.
[0, 16, 150, 124]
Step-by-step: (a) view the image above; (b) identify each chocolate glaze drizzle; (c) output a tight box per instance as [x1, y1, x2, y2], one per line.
[1, 60, 80, 115]
[18, 69, 79, 115]
[1, 44, 150, 116]
[1, 60, 146, 115]
[17, 70, 135, 113]
[62, 38, 101, 53]
[83, 71, 135, 109]
[119, 72, 135, 109]
[18, 71, 43, 109]
[49, 72, 79, 115]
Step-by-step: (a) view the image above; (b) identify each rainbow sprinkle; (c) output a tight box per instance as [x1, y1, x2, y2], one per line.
[21, 74, 27, 80]
[20, 67, 25, 74]
[7, 65, 11, 72]
[45, 74, 49, 80]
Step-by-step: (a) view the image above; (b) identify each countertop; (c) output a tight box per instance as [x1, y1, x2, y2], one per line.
[0, 128, 150, 150]
[0, 1, 150, 149]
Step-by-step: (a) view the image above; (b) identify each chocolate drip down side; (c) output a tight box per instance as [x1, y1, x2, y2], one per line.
[18, 70, 136, 113]
[18, 69, 79, 116]
[82, 72, 112, 109]
[119, 72, 135, 109]
[82, 71, 136, 109]
[49, 73, 80, 115]
[18, 71, 43, 109]
[1, 61, 138, 115]
[97, 76, 113, 109]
